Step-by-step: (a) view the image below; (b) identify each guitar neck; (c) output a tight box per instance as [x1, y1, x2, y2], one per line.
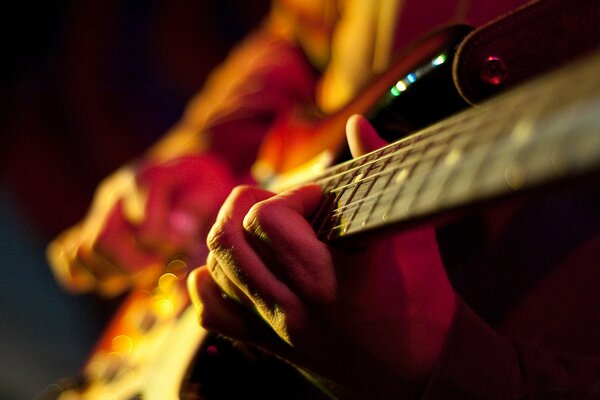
[312, 50, 600, 241]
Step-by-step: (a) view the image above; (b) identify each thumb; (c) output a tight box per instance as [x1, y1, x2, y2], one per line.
[345, 114, 388, 158]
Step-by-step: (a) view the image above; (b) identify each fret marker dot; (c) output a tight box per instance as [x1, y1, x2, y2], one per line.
[511, 119, 534, 145]
[445, 148, 462, 166]
[395, 168, 408, 184]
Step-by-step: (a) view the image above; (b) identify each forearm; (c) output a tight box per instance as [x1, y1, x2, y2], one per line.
[422, 298, 600, 399]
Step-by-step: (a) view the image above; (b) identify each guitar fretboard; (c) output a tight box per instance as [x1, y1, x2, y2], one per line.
[312, 50, 600, 241]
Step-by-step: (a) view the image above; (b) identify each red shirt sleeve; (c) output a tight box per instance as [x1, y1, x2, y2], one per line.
[422, 297, 600, 399]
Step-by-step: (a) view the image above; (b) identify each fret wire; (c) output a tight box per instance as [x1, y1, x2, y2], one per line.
[333, 140, 464, 230]
[319, 89, 553, 236]
[313, 141, 404, 189]
[328, 158, 407, 194]
[332, 160, 448, 232]
[330, 122, 568, 233]
[363, 142, 437, 211]
[324, 145, 407, 238]
[315, 152, 381, 239]
[332, 161, 406, 233]
[332, 138, 493, 229]
[313, 107, 499, 192]
[352, 162, 398, 231]
[330, 155, 380, 237]
[329, 115, 512, 222]
[321, 54, 600, 237]
[325, 138, 443, 199]
[411, 140, 497, 215]
[314, 115, 468, 187]
[381, 151, 434, 221]
[360, 144, 424, 227]
[337, 151, 397, 236]
[334, 162, 418, 214]
[312, 161, 356, 237]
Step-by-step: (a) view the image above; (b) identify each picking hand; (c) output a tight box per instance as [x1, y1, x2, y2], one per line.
[48, 155, 234, 296]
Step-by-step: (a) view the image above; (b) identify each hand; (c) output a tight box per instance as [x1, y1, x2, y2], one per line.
[47, 32, 317, 297]
[48, 155, 235, 296]
[188, 116, 457, 398]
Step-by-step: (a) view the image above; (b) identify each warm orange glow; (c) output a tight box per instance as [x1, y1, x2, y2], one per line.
[166, 259, 188, 279]
[111, 334, 134, 355]
[151, 297, 175, 319]
[158, 272, 179, 291]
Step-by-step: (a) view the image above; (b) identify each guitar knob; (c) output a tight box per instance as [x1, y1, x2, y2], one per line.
[480, 56, 508, 86]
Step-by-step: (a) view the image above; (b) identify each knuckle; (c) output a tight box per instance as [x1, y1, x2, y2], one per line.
[243, 200, 278, 233]
[229, 184, 254, 199]
[206, 222, 234, 252]
[208, 184, 258, 250]
[242, 203, 262, 231]
[242, 205, 275, 244]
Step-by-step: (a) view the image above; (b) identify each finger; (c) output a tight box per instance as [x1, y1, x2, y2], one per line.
[242, 184, 336, 305]
[74, 244, 131, 296]
[346, 114, 388, 158]
[188, 266, 290, 353]
[188, 266, 259, 339]
[46, 227, 96, 293]
[205, 252, 252, 307]
[84, 202, 164, 294]
[207, 186, 301, 324]
[48, 226, 132, 297]
[189, 266, 317, 367]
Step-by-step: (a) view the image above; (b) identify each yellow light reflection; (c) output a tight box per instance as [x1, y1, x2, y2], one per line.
[395, 81, 408, 92]
[445, 148, 463, 167]
[151, 296, 175, 319]
[167, 259, 188, 279]
[158, 273, 179, 292]
[111, 334, 133, 355]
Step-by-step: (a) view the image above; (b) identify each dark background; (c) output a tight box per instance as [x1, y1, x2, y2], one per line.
[0, 1, 268, 398]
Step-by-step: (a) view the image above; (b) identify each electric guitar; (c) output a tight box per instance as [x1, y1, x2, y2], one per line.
[43, 33, 600, 400]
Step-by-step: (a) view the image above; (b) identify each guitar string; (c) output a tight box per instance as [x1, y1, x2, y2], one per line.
[312, 103, 505, 191]
[312, 55, 582, 193]
[334, 114, 513, 214]
[319, 98, 554, 237]
[326, 150, 381, 237]
[314, 112, 499, 238]
[313, 53, 600, 239]
[325, 99, 598, 237]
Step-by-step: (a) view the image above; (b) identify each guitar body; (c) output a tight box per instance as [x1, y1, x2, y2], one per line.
[253, 25, 471, 186]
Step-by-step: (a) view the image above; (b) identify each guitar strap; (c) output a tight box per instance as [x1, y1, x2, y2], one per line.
[453, 0, 600, 103]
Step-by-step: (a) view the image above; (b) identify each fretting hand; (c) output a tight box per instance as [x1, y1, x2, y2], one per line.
[188, 116, 457, 398]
